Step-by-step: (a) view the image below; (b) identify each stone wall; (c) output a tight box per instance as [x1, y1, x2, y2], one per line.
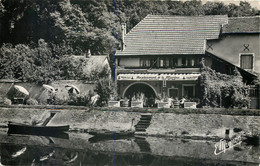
[146, 113, 260, 138]
[0, 106, 259, 138]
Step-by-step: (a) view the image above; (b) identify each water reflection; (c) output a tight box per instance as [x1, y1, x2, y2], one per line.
[1, 144, 80, 165]
[0, 131, 259, 166]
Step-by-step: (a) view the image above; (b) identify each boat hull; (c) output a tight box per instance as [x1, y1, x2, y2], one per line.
[8, 122, 69, 136]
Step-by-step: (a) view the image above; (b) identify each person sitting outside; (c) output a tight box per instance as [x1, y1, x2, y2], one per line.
[47, 89, 58, 105]
[168, 97, 173, 108]
[180, 97, 187, 108]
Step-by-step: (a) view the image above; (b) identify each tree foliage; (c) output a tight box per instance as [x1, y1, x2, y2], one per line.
[199, 63, 250, 108]
[1, 0, 258, 50]
[0, 38, 109, 83]
[0, 39, 59, 83]
[0, 0, 259, 82]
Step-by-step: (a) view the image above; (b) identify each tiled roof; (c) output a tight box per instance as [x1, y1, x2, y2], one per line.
[116, 15, 228, 56]
[222, 16, 260, 33]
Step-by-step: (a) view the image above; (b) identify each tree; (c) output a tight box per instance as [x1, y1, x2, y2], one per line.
[0, 43, 36, 81]
[0, 39, 59, 83]
[71, 0, 120, 55]
[203, 2, 228, 15]
[50, 0, 92, 55]
[58, 55, 89, 80]
[167, 1, 184, 15]
[34, 39, 60, 83]
[0, 1, 5, 17]
[227, 1, 257, 17]
[182, 0, 204, 16]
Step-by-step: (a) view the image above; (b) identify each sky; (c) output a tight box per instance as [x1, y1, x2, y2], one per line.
[200, 0, 260, 9]
[170, 0, 260, 9]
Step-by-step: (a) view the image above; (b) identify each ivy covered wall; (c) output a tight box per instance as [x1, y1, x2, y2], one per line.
[199, 63, 250, 108]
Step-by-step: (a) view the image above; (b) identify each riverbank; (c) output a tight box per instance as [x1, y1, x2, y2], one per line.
[0, 105, 259, 140]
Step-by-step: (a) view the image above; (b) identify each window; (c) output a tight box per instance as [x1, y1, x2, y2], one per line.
[190, 57, 198, 67]
[177, 58, 182, 67]
[160, 59, 164, 67]
[140, 58, 150, 67]
[182, 57, 187, 66]
[249, 86, 258, 97]
[171, 57, 177, 68]
[182, 84, 195, 98]
[165, 59, 170, 67]
[240, 54, 253, 70]
[159, 57, 170, 68]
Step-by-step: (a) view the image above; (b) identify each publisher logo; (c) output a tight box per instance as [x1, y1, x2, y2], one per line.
[214, 135, 242, 155]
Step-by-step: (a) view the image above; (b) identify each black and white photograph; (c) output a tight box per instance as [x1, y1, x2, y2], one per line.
[0, 0, 259, 165]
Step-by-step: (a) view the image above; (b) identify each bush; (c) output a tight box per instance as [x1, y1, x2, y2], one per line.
[26, 98, 38, 105]
[2, 97, 12, 105]
[0, 97, 12, 105]
[67, 95, 90, 106]
[67, 90, 94, 106]
[95, 78, 113, 107]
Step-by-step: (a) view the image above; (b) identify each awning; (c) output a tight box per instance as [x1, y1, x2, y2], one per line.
[43, 84, 56, 92]
[117, 73, 200, 81]
[65, 85, 80, 94]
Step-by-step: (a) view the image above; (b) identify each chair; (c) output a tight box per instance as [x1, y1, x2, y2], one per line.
[13, 97, 24, 104]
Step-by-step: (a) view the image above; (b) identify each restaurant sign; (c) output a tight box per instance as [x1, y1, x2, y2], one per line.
[117, 74, 200, 81]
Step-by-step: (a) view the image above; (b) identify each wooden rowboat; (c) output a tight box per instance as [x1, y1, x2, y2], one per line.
[8, 121, 69, 136]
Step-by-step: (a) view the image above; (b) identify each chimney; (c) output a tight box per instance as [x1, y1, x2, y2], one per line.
[121, 23, 126, 50]
[86, 49, 91, 58]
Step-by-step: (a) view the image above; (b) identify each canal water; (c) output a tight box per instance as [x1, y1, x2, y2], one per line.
[0, 128, 259, 166]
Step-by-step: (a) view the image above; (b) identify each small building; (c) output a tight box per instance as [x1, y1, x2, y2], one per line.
[207, 16, 260, 74]
[115, 15, 259, 108]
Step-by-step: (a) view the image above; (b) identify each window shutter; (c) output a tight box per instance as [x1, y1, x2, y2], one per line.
[240, 54, 253, 69]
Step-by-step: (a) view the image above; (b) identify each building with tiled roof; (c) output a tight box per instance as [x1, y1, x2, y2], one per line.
[116, 15, 228, 56]
[222, 16, 260, 33]
[207, 16, 260, 75]
[115, 15, 259, 108]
